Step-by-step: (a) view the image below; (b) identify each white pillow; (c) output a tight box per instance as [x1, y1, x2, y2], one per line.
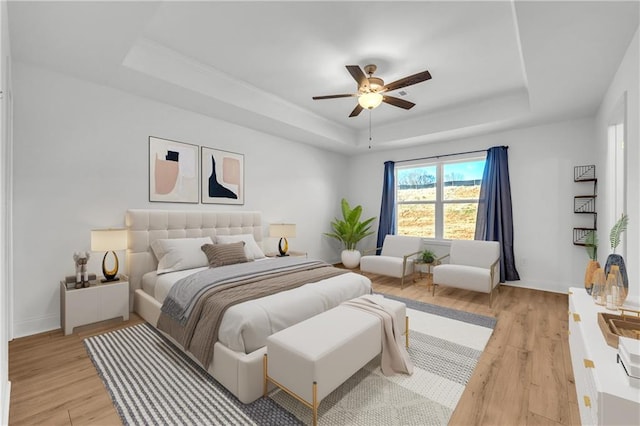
[215, 234, 265, 260]
[151, 237, 213, 274]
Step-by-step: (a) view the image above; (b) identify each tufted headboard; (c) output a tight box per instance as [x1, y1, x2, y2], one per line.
[125, 209, 263, 310]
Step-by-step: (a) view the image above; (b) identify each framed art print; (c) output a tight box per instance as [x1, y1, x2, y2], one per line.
[201, 147, 244, 205]
[149, 136, 199, 203]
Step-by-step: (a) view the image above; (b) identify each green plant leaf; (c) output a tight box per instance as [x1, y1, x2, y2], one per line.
[609, 213, 628, 252]
[584, 230, 598, 261]
[324, 198, 376, 251]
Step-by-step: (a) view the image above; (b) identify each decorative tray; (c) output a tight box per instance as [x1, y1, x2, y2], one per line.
[597, 308, 640, 348]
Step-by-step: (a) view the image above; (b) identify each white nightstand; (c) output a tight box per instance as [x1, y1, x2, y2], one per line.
[59, 276, 130, 335]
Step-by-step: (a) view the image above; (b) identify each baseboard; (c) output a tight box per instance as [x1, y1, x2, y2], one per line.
[501, 279, 571, 294]
[2, 380, 10, 426]
[12, 314, 59, 338]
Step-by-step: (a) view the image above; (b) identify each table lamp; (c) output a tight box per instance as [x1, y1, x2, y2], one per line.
[91, 228, 128, 282]
[269, 224, 296, 256]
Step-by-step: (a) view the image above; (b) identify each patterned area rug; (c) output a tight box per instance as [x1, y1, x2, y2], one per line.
[85, 298, 495, 425]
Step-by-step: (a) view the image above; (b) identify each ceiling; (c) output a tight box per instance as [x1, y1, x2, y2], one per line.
[7, 1, 639, 154]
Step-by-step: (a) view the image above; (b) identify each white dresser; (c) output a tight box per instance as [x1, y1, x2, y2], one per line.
[568, 287, 640, 425]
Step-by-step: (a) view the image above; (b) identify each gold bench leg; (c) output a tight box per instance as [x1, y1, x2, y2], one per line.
[263, 354, 268, 397]
[405, 316, 410, 348]
[312, 381, 318, 426]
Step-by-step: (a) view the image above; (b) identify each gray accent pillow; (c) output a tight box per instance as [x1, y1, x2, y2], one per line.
[201, 242, 249, 267]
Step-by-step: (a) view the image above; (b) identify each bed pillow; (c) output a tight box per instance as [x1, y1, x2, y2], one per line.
[201, 242, 249, 268]
[215, 234, 266, 260]
[151, 237, 213, 274]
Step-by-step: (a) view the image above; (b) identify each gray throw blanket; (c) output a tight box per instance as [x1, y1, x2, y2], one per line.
[157, 258, 348, 367]
[342, 295, 414, 376]
[162, 257, 327, 324]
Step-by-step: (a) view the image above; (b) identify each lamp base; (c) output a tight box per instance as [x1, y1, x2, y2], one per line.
[102, 251, 120, 283]
[278, 237, 289, 257]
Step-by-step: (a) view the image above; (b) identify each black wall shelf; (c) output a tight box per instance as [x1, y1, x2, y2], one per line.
[573, 165, 597, 246]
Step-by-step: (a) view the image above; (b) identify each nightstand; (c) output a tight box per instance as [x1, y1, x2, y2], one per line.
[59, 275, 129, 335]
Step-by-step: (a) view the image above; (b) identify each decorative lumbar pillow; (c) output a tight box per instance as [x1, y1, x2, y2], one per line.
[215, 234, 265, 260]
[201, 242, 249, 268]
[151, 237, 213, 274]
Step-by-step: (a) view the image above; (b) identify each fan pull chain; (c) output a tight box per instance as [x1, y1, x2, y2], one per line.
[368, 110, 372, 149]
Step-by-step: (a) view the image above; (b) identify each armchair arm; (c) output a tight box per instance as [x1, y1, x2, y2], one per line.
[401, 250, 424, 275]
[435, 253, 450, 264]
[490, 257, 501, 283]
[402, 250, 423, 262]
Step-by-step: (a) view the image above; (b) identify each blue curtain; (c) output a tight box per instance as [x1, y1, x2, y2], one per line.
[475, 146, 520, 282]
[376, 161, 396, 254]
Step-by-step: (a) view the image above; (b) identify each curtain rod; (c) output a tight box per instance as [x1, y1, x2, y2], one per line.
[394, 146, 508, 164]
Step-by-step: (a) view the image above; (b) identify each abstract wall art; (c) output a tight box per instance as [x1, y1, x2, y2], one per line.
[201, 147, 244, 205]
[149, 136, 199, 203]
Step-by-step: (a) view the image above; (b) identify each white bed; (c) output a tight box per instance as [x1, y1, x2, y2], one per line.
[126, 209, 372, 403]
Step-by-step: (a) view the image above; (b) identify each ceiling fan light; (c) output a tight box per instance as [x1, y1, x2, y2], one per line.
[358, 92, 383, 110]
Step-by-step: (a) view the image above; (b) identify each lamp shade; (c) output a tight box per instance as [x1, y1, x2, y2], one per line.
[91, 228, 128, 251]
[269, 223, 296, 238]
[358, 92, 383, 109]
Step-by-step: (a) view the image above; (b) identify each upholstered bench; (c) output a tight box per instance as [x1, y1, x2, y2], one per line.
[263, 297, 407, 426]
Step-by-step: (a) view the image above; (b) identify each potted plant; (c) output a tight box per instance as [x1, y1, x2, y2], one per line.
[420, 249, 436, 264]
[415, 248, 437, 274]
[583, 230, 599, 294]
[324, 198, 376, 268]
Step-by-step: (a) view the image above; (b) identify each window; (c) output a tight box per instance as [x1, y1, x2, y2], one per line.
[396, 158, 486, 240]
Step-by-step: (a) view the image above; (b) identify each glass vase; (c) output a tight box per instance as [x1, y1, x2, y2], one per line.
[605, 269, 619, 310]
[610, 264, 627, 308]
[591, 268, 606, 306]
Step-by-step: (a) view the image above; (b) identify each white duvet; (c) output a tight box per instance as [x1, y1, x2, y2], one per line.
[142, 266, 372, 354]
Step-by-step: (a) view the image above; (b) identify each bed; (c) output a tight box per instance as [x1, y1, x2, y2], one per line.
[126, 209, 372, 403]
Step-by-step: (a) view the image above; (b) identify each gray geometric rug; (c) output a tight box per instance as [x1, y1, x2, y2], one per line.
[85, 299, 495, 425]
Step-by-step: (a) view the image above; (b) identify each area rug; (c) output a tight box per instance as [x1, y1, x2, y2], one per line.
[85, 298, 495, 425]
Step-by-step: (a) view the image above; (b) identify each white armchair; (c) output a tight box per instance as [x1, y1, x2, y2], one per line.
[432, 240, 501, 307]
[359, 235, 423, 289]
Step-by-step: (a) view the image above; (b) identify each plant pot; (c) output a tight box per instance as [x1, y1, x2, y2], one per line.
[341, 249, 361, 269]
[584, 259, 600, 294]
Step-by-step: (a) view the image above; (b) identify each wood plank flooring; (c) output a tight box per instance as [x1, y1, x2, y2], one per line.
[8, 273, 580, 425]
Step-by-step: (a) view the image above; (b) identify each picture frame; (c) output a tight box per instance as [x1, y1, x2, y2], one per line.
[201, 147, 244, 205]
[149, 136, 199, 203]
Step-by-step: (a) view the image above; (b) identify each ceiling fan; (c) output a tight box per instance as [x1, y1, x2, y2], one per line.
[312, 64, 432, 117]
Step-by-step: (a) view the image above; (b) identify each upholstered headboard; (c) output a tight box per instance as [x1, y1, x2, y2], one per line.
[125, 209, 263, 310]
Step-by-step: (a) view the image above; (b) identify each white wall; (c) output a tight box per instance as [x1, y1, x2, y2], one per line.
[0, 0, 11, 421]
[596, 29, 639, 308]
[11, 62, 349, 337]
[346, 117, 598, 294]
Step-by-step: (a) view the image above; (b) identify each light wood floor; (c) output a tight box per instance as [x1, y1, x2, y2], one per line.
[8, 273, 580, 425]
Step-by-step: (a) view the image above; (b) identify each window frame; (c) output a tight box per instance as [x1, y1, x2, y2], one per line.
[395, 155, 486, 240]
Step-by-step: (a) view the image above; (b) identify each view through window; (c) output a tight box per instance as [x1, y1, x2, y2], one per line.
[396, 158, 486, 240]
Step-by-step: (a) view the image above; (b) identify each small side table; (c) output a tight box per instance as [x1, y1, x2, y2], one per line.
[414, 261, 439, 290]
[60, 275, 129, 335]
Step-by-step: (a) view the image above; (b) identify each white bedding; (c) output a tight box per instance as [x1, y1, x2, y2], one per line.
[141, 264, 372, 354]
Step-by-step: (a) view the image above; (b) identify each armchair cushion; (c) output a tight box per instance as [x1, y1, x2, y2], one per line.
[433, 264, 492, 293]
[360, 256, 414, 278]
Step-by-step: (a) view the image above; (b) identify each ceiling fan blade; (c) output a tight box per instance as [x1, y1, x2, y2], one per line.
[382, 70, 432, 92]
[383, 95, 416, 110]
[346, 65, 367, 88]
[312, 94, 357, 100]
[349, 104, 364, 117]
